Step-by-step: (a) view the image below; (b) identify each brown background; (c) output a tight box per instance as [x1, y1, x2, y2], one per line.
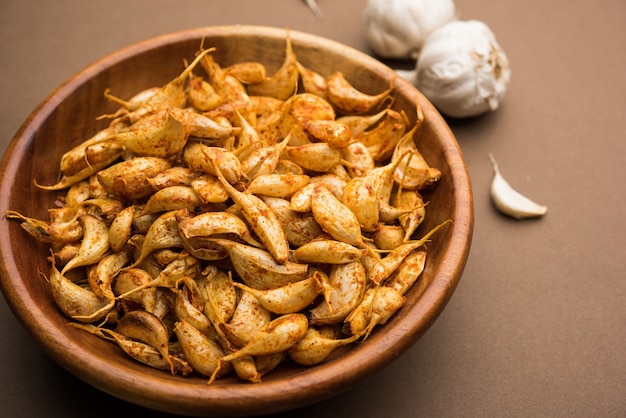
[1, 0, 624, 416]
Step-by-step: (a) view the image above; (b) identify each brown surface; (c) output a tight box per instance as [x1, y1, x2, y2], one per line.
[0, 0, 624, 417]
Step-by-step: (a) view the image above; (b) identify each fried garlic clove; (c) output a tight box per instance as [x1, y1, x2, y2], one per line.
[336, 108, 388, 138]
[208, 238, 308, 290]
[155, 254, 200, 287]
[230, 355, 262, 383]
[64, 181, 91, 208]
[177, 210, 263, 248]
[292, 239, 364, 264]
[87, 249, 130, 300]
[309, 261, 367, 326]
[285, 142, 343, 173]
[359, 286, 405, 340]
[116, 310, 175, 373]
[296, 61, 328, 99]
[101, 328, 193, 376]
[386, 250, 427, 296]
[211, 162, 290, 263]
[61, 138, 124, 181]
[174, 278, 213, 334]
[357, 110, 407, 162]
[342, 176, 379, 232]
[289, 182, 315, 212]
[259, 195, 325, 247]
[174, 319, 231, 378]
[245, 173, 310, 198]
[36, 158, 120, 191]
[232, 274, 322, 315]
[140, 186, 204, 216]
[219, 289, 272, 348]
[201, 268, 238, 327]
[187, 74, 223, 112]
[254, 351, 287, 377]
[391, 190, 425, 241]
[341, 141, 376, 178]
[61, 215, 110, 276]
[239, 135, 289, 180]
[391, 128, 441, 191]
[4, 211, 83, 244]
[113, 267, 158, 312]
[190, 174, 229, 204]
[288, 326, 361, 366]
[107, 206, 135, 253]
[49, 262, 114, 323]
[173, 108, 241, 140]
[79, 198, 124, 223]
[377, 201, 412, 224]
[210, 313, 309, 383]
[131, 210, 184, 268]
[58, 127, 119, 177]
[224, 61, 267, 85]
[111, 109, 187, 158]
[183, 142, 244, 186]
[326, 71, 392, 114]
[303, 119, 352, 149]
[368, 220, 450, 285]
[276, 93, 336, 146]
[247, 31, 299, 100]
[200, 56, 253, 120]
[342, 155, 406, 231]
[310, 183, 365, 248]
[372, 224, 406, 250]
[148, 166, 196, 190]
[97, 157, 171, 200]
[342, 287, 377, 337]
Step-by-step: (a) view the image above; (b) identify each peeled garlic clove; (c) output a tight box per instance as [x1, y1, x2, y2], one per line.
[304, 0, 323, 18]
[247, 31, 299, 100]
[414, 20, 511, 118]
[288, 326, 360, 366]
[209, 314, 309, 383]
[363, 0, 457, 60]
[174, 319, 229, 378]
[489, 153, 547, 219]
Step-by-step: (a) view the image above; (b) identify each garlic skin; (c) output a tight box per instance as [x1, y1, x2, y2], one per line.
[363, 0, 457, 60]
[488, 153, 547, 220]
[414, 20, 511, 118]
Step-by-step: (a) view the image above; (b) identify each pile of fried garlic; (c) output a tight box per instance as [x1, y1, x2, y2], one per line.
[6, 34, 447, 384]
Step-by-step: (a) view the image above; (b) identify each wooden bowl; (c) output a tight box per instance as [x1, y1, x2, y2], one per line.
[0, 26, 473, 416]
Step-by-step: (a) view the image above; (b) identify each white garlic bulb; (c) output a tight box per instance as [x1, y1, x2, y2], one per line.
[363, 0, 457, 60]
[411, 20, 511, 118]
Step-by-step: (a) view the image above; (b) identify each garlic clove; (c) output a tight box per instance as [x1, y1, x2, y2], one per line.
[304, 0, 323, 18]
[415, 20, 511, 118]
[488, 153, 547, 220]
[363, 0, 457, 60]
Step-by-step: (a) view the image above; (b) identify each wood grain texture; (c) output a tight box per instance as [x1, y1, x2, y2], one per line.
[0, 26, 473, 417]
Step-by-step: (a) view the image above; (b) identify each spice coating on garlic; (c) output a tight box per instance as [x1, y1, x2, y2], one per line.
[415, 20, 511, 118]
[363, 0, 457, 60]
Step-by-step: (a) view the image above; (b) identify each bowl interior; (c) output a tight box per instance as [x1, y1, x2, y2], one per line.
[0, 26, 473, 416]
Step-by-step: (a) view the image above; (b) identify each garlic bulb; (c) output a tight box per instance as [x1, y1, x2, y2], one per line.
[488, 153, 547, 219]
[363, 0, 457, 60]
[409, 20, 511, 118]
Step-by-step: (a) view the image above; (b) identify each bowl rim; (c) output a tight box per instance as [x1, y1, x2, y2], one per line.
[0, 25, 473, 416]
